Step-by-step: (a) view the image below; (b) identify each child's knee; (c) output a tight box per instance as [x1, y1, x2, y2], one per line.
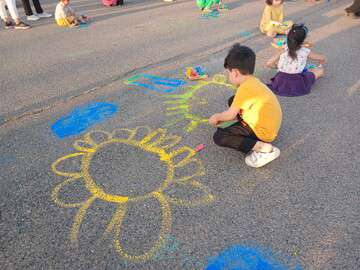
[213, 130, 227, 147]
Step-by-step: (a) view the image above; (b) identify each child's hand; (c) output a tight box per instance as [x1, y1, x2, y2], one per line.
[209, 115, 219, 127]
[319, 56, 327, 64]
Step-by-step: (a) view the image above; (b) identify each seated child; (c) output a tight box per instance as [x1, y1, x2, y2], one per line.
[260, 0, 293, 38]
[196, 0, 222, 12]
[55, 0, 87, 27]
[345, 0, 360, 17]
[209, 44, 282, 168]
[266, 24, 326, 97]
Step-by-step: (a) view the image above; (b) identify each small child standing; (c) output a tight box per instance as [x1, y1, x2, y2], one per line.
[260, 0, 293, 38]
[55, 0, 87, 27]
[209, 44, 282, 168]
[266, 24, 326, 97]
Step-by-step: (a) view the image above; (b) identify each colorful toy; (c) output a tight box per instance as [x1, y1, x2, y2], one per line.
[185, 66, 208, 80]
[271, 35, 287, 49]
[303, 63, 322, 72]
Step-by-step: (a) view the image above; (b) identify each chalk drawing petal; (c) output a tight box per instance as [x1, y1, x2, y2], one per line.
[130, 126, 153, 142]
[173, 158, 205, 183]
[153, 135, 182, 150]
[113, 192, 172, 262]
[73, 140, 96, 153]
[169, 146, 196, 167]
[70, 196, 96, 245]
[103, 203, 127, 237]
[140, 128, 167, 146]
[185, 119, 208, 133]
[52, 176, 91, 208]
[212, 74, 227, 83]
[83, 130, 112, 145]
[164, 180, 215, 207]
[112, 128, 137, 141]
[52, 152, 83, 178]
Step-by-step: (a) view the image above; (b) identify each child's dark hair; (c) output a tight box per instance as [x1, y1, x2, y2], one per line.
[224, 44, 256, 75]
[287, 24, 308, 60]
[265, 0, 284, 5]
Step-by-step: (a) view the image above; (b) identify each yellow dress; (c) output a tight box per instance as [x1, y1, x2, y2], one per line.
[260, 4, 293, 35]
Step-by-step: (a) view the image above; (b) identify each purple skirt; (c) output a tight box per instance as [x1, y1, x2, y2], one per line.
[267, 71, 316, 97]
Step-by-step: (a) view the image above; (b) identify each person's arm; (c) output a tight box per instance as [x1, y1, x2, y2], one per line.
[303, 39, 314, 48]
[308, 51, 327, 64]
[261, 5, 272, 31]
[266, 49, 283, 69]
[209, 106, 240, 127]
[279, 5, 284, 22]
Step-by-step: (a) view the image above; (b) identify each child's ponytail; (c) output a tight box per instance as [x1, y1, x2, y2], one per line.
[287, 24, 308, 60]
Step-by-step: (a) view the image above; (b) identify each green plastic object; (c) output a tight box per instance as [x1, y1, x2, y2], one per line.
[217, 120, 238, 128]
[196, 0, 220, 9]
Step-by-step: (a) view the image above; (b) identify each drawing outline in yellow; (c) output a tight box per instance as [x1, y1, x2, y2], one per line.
[164, 74, 236, 132]
[51, 127, 215, 262]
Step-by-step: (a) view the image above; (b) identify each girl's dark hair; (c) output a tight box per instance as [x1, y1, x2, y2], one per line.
[265, 0, 284, 5]
[287, 24, 308, 60]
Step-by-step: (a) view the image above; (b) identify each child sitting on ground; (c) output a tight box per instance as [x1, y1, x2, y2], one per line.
[55, 0, 87, 27]
[260, 0, 293, 38]
[266, 24, 326, 97]
[209, 44, 282, 168]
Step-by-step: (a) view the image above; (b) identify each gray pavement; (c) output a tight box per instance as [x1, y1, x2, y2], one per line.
[1, 0, 360, 269]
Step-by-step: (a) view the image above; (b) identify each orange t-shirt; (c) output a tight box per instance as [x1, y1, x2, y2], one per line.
[232, 76, 282, 142]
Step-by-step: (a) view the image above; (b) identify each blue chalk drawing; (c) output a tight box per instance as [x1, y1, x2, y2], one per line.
[201, 9, 220, 19]
[240, 31, 252, 37]
[0, 154, 16, 166]
[205, 245, 303, 270]
[51, 102, 118, 139]
[124, 74, 186, 93]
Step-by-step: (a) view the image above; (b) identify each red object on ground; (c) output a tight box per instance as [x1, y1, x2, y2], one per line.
[195, 143, 206, 152]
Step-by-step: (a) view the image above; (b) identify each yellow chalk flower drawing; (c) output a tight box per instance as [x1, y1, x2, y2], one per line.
[51, 127, 214, 263]
[165, 74, 236, 132]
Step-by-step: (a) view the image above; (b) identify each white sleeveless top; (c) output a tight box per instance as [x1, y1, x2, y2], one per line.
[278, 47, 311, 74]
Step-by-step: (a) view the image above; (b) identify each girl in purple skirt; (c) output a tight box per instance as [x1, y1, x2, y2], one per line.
[266, 24, 326, 97]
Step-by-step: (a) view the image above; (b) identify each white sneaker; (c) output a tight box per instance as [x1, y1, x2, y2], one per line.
[37, 12, 52, 18]
[163, 0, 174, 2]
[27, 15, 40, 21]
[245, 147, 280, 168]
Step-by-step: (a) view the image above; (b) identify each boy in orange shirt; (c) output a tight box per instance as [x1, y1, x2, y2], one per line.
[209, 44, 282, 168]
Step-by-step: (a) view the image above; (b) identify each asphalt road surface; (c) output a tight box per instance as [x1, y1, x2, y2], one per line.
[1, 0, 359, 269]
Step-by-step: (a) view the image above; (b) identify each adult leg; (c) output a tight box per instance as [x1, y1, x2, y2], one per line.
[5, 0, 30, 28]
[31, 0, 43, 14]
[4, 0, 19, 20]
[0, 0, 10, 21]
[21, 0, 33, 16]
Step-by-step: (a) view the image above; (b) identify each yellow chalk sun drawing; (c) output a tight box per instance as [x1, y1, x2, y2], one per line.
[165, 74, 236, 132]
[51, 126, 214, 262]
